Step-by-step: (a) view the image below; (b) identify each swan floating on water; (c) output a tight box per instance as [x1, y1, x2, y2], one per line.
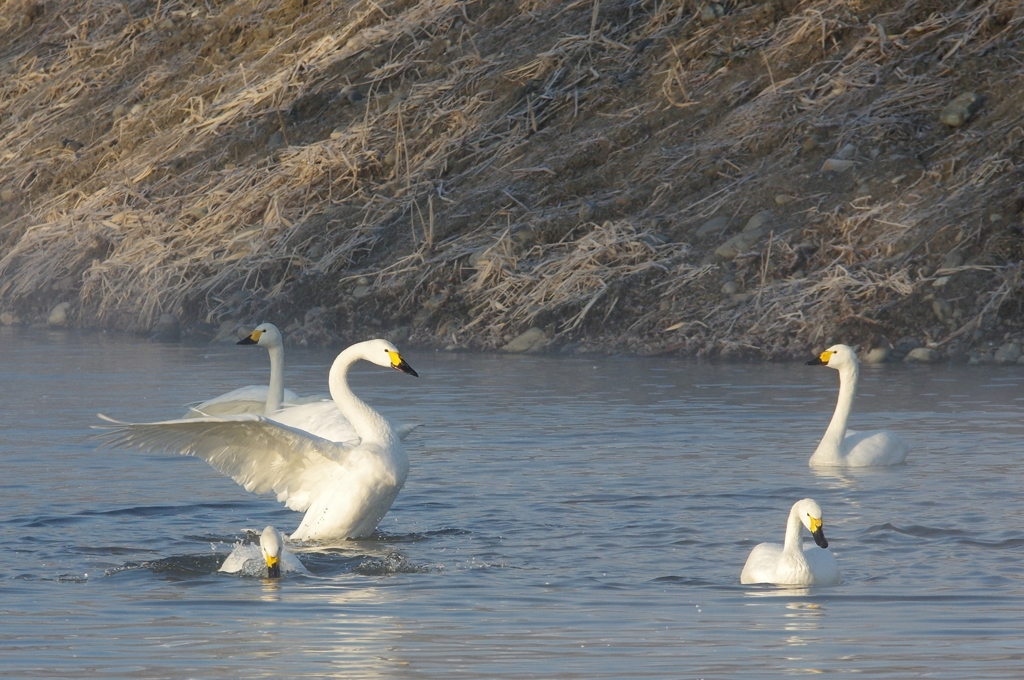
[219, 525, 305, 577]
[740, 498, 840, 586]
[99, 339, 419, 541]
[186, 322, 322, 417]
[806, 344, 909, 467]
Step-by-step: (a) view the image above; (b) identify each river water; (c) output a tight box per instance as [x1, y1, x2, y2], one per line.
[2, 326, 1023, 678]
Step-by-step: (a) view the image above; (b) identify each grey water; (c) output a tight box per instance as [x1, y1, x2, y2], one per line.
[2, 326, 1024, 679]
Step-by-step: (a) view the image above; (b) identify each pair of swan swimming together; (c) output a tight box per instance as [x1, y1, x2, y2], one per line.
[99, 325, 419, 543]
[741, 343, 910, 586]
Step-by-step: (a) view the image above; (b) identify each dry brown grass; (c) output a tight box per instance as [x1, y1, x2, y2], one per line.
[1, 0, 1023, 356]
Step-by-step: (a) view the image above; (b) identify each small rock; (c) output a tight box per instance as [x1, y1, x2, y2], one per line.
[904, 347, 940, 363]
[0, 188, 16, 202]
[150, 313, 181, 342]
[113, 104, 127, 118]
[859, 335, 892, 364]
[932, 276, 951, 288]
[500, 327, 548, 353]
[61, 138, 84, 151]
[800, 137, 819, 154]
[47, 302, 71, 327]
[713, 228, 764, 261]
[578, 201, 598, 222]
[268, 131, 285, 149]
[699, 3, 724, 22]
[968, 351, 994, 365]
[330, 127, 344, 140]
[186, 206, 208, 220]
[0, 311, 21, 325]
[641, 232, 670, 247]
[893, 336, 922, 354]
[721, 280, 739, 295]
[994, 342, 1022, 365]
[774, 194, 796, 205]
[352, 285, 372, 298]
[743, 209, 773, 233]
[304, 307, 323, 324]
[356, 276, 370, 286]
[989, 213, 1002, 222]
[341, 86, 363, 105]
[820, 158, 855, 173]
[940, 92, 982, 128]
[696, 215, 730, 237]
[383, 148, 398, 166]
[386, 326, 411, 345]
[130, 103, 144, 116]
[158, 17, 175, 30]
[835, 143, 857, 160]
[941, 252, 965, 270]
[932, 298, 953, 323]
[423, 293, 446, 311]
[468, 247, 493, 268]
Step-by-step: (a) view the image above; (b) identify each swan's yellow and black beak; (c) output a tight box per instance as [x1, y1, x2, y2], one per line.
[387, 350, 419, 377]
[265, 554, 281, 579]
[809, 516, 828, 549]
[805, 350, 834, 366]
[238, 329, 263, 346]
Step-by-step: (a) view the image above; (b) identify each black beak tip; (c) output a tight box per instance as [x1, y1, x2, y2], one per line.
[805, 358, 822, 365]
[238, 337, 257, 346]
[812, 529, 829, 549]
[395, 362, 418, 378]
[267, 563, 281, 578]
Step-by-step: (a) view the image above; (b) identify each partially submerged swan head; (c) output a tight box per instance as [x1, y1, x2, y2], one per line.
[794, 498, 829, 549]
[805, 344, 858, 370]
[360, 338, 419, 377]
[237, 322, 283, 349]
[260, 525, 283, 578]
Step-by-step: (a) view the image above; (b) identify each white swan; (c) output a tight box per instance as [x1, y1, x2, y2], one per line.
[219, 525, 306, 577]
[187, 322, 309, 416]
[806, 344, 910, 467]
[99, 339, 419, 541]
[740, 498, 840, 586]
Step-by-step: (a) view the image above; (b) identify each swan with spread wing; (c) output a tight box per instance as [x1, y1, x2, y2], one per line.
[99, 339, 419, 541]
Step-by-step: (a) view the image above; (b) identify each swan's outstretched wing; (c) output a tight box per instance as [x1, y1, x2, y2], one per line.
[183, 385, 302, 418]
[96, 413, 347, 512]
[269, 400, 359, 446]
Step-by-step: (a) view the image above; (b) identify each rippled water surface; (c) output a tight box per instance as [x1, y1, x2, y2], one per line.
[3, 327, 1024, 678]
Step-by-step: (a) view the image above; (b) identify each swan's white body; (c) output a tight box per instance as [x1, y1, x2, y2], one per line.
[806, 344, 909, 467]
[219, 525, 306, 577]
[740, 498, 840, 586]
[100, 339, 419, 541]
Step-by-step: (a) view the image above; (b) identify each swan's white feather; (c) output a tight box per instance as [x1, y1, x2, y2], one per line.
[740, 498, 841, 586]
[98, 413, 351, 513]
[98, 339, 419, 541]
[807, 344, 909, 467]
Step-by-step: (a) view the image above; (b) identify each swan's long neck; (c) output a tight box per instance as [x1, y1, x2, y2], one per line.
[783, 505, 806, 555]
[816, 363, 858, 460]
[265, 343, 285, 414]
[328, 347, 396, 446]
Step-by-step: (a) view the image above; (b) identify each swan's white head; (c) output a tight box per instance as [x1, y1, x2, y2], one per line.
[260, 525, 283, 578]
[357, 339, 419, 377]
[806, 344, 857, 370]
[238, 323, 283, 348]
[794, 498, 829, 549]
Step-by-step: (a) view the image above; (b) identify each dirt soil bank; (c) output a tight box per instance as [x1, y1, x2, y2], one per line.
[1, 0, 1023, 361]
